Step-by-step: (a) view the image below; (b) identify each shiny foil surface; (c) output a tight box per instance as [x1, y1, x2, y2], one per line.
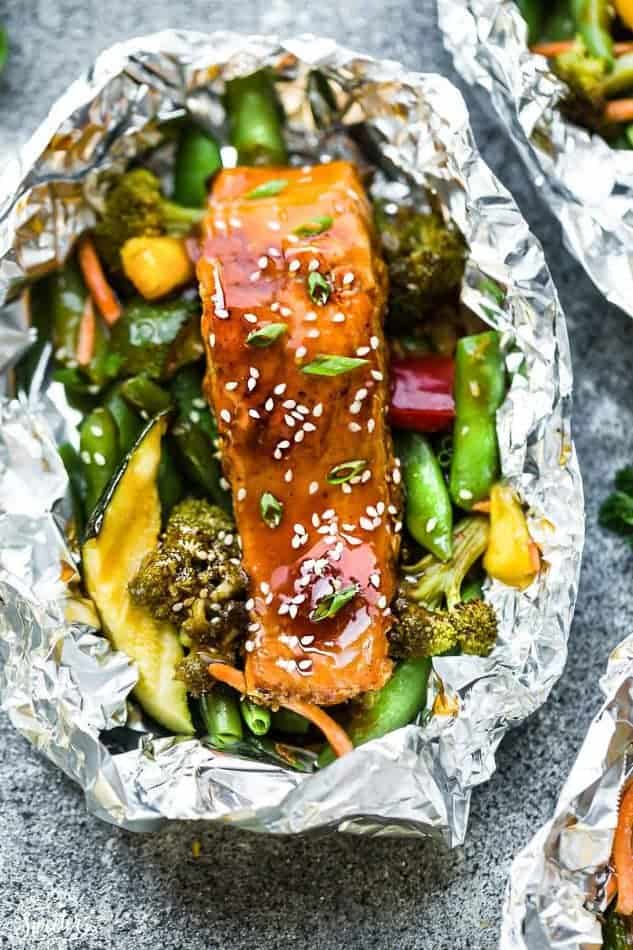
[500, 632, 633, 949]
[0, 31, 584, 839]
[438, 0, 633, 319]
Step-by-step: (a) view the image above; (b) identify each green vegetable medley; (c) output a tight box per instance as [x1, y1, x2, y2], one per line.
[11, 65, 540, 772]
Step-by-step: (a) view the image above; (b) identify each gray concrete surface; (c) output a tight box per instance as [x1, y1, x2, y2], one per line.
[1, 2, 632, 949]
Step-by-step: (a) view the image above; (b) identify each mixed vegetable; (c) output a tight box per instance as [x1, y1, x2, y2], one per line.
[13, 67, 541, 770]
[521, 0, 633, 143]
[602, 781, 633, 948]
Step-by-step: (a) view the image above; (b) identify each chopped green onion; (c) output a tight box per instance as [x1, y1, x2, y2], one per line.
[245, 179, 288, 199]
[307, 271, 331, 305]
[246, 323, 287, 347]
[293, 215, 333, 237]
[311, 583, 359, 622]
[301, 354, 369, 376]
[327, 459, 367, 484]
[260, 491, 283, 528]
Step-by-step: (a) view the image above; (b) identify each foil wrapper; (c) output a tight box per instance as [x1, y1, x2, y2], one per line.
[438, 0, 633, 318]
[0, 31, 584, 839]
[500, 633, 633, 949]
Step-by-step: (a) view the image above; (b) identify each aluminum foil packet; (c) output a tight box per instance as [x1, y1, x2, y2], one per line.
[438, 0, 633, 319]
[500, 632, 633, 949]
[0, 30, 584, 839]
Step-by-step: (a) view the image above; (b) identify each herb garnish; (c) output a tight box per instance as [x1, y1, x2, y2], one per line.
[327, 459, 367, 484]
[600, 467, 633, 547]
[302, 354, 369, 376]
[246, 323, 287, 347]
[245, 179, 288, 199]
[307, 271, 331, 305]
[311, 584, 359, 622]
[260, 491, 284, 528]
[293, 216, 333, 237]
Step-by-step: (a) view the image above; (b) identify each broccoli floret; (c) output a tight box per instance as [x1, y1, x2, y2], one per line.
[177, 650, 226, 697]
[129, 498, 248, 655]
[390, 515, 497, 657]
[553, 40, 608, 133]
[94, 168, 204, 270]
[374, 200, 466, 327]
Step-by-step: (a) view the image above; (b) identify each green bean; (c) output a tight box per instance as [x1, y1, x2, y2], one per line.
[50, 254, 87, 368]
[199, 685, 243, 748]
[577, 0, 614, 65]
[603, 54, 633, 98]
[157, 441, 185, 517]
[225, 70, 287, 165]
[516, 0, 544, 44]
[241, 699, 271, 736]
[398, 432, 453, 562]
[173, 124, 222, 208]
[541, 0, 575, 40]
[79, 407, 120, 513]
[271, 708, 311, 735]
[449, 331, 505, 510]
[318, 657, 431, 767]
[58, 442, 86, 535]
[119, 375, 174, 416]
[104, 384, 143, 456]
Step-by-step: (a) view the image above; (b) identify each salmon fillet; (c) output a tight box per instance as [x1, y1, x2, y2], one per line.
[197, 161, 399, 706]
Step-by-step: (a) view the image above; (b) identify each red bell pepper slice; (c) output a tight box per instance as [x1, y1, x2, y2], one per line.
[389, 355, 455, 432]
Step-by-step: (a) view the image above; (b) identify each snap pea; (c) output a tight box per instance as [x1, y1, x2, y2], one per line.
[50, 254, 87, 368]
[170, 366, 231, 510]
[119, 375, 174, 416]
[241, 699, 271, 736]
[516, 0, 544, 44]
[318, 657, 431, 767]
[398, 432, 453, 562]
[449, 331, 505, 510]
[104, 384, 143, 456]
[173, 124, 222, 208]
[576, 0, 614, 65]
[225, 70, 287, 165]
[271, 708, 311, 735]
[603, 53, 633, 98]
[109, 296, 198, 379]
[79, 407, 120, 513]
[199, 685, 243, 748]
[58, 442, 86, 536]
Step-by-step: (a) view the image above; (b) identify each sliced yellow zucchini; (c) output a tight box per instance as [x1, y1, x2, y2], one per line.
[82, 415, 194, 734]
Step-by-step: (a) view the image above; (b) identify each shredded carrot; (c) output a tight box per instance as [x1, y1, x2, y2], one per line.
[528, 541, 541, 574]
[614, 781, 633, 914]
[605, 99, 633, 123]
[76, 297, 96, 366]
[208, 662, 353, 758]
[472, 500, 491, 514]
[77, 235, 121, 325]
[530, 41, 633, 57]
[615, 42, 633, 55]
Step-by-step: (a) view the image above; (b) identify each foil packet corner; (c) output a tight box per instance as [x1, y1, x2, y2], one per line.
[0, 30, 583, 839]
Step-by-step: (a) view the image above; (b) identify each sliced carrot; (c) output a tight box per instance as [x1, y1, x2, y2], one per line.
[614, 780, 633, 914]
[530, 41, 633, 57]
[472, 500, 491, 514]
[208, 662, 353, 759]
[605, 99, 633, 123]
[76, 297, 96, 366]
[77, 235, 121, 325]
[614, 42, 633, 55]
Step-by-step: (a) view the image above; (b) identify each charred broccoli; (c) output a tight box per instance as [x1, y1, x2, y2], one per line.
[94, 168, 204, 270]
[373, 200, 466, 327]
[553, 40, 608, 133]
[391, 516, 497, 657]
[129, 498, 248, 658]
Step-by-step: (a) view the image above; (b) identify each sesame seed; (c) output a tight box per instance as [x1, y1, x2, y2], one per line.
[371, 370, 384, 382]
[360, 516, 374, 531]
[245, 598, 255, 611]
[369, 573, 380, 589]
[270, 302, 280, 312]
[313, 403, 323, 417]
[356, 346, 370, 356]
[193, 398, 206, 409]
[394, 520, 403, 533]
[462, 425, 470, 436]
[296, 404, 309, 415]
[469, 380, 480, 398]
[377, 502, 385, 514]
[220, 409, 231, 423]
[90, 424, 103, 437]
[393, 469, 401, 485]
[305, 311, 317, 321]
[370, 336, 379, 350]
[244, 312, 258, 324]
[355, 388, 368, 400]
[172, 602, 184, 613]
[249, 409, 261, 419]
[284, 414, 296, 427]
[292, 409, 303, 421]
[303, 422, 316, 432]
[296, 346, 307, 359]
[273, 449, 282, 460]
[293, 522, 306, 535]
[361, 470, 372, 483]
[283, 400, 297, 410]
[268, 247, 281, 257]
[265, 398, 274, 412]
[278, 440, 291, 449]
[247, 378, 257, 392]
[189, 410, 201, 423]
[265, 592, 274, 604]
[426, 517, 437, 532]
[237, 487, 247, 501]
[294, 430, 305, 443]
[287, 234, 299, 244]
[229, 217, 242, 228]
[378, 595, 388, 609]
[312, 512, 321, 527]
[280, 306, 292, 317]
[301, 635, 315, 647]
[307, 328, 320, 338]
[278, 603, 290, 615]
[289, 259, 300, 273]
[297, 659, 312, 672]
[225, 381, 238, 391]
[459, 489, 473, 500]
[367, 505, 378, 518]
[285, 469, 293, 483]
[322, 509, 335, 519]
[268, 221, 281, 231]
[245, 640, 255, 653]
[308, 259, 320, 272]
[291, 537, 301, 550]
[349, 422, 362, 432]
[309, 481, 319, 495]
[208, 333, 216, 346]
[215, 308, 229, 319]
[249, 367, 260, 378]
[343, 271, 355, 285]
[350, 401, 362, 414]
[342, 483, 352, 494]
[249, 270, 261, 282]
[332, 312, 345, 323]
[388, 504, 398, 515]
[220, 477, 230, 491]
[258, 256, 269, 269]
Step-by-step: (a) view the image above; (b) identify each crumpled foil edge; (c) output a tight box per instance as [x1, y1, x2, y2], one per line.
[500, 632, 633, 949]
[438, 0, 633, 318]
[0, 31, 584, 839]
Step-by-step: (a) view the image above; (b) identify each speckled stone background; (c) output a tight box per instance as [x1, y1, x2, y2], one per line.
[0, 2, 631, 948]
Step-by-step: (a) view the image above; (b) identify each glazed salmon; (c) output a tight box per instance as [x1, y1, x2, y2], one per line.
[197, 161, 400, 706]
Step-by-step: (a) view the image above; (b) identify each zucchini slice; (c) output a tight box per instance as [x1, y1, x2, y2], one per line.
[83, 415, 194, 735]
